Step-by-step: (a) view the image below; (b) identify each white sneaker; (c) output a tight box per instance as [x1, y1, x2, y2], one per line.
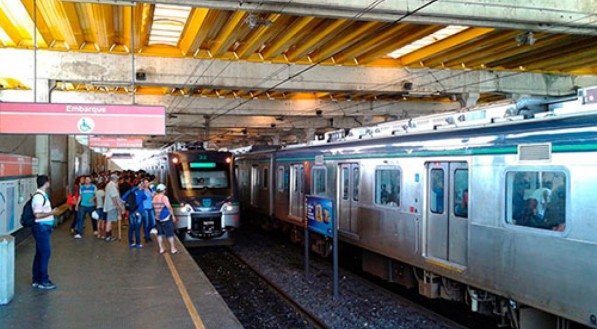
[74, 234, 82, 239]
[93, 231, 99, 236]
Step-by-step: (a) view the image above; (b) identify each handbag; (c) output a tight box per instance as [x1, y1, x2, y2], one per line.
[159, 206, 170, 221]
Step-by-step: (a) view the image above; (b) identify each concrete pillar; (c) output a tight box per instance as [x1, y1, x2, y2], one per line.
[67, 136, 77, 193]
[35, 135, 50, 175]
[458, 92, 480, 108]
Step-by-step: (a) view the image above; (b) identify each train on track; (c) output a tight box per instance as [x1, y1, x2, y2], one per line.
[146, 142, 240, 246]
[234, 87, 597, 329]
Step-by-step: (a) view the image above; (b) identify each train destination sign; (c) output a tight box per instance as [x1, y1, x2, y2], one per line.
[0, 102, 165, 135]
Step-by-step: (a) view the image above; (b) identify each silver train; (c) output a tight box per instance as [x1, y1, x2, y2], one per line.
[235, 89, 597, 329]
[146, 143, 240, 246]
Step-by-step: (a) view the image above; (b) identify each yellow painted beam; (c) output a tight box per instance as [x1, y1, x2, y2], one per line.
[399, 27, 494, 66]
[139, 44, 183, 57]
[356, 25, 443, 65]
[334, 23, 413, 64]
[422, 31, 519, 67]
[20, 0, 52, 46]
[61, 1, 85, 47]
[502, 38, 597, 68]
[261, 16, 316, 59]
[525, 45, 597, 71]
[461, 34, 568, 68]
[0, 6, 23, 45]
[236, 13, 288, 59]
[209, 10, 246, 58]
[285, 19, 350, 61]
[310, 21, 380, 63]
[178, 7, 211, 56]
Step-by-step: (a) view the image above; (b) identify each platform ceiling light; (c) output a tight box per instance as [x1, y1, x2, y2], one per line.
[0, 27, 12, 46]
[387, 25, 468, 59]
[0, 0, 46, 47]
[148, 4, 192, 47]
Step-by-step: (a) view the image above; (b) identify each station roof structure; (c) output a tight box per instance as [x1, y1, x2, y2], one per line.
[0, 0, 596, 147]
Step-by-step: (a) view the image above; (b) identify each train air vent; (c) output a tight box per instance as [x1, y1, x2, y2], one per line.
[518, 143, 551, 161]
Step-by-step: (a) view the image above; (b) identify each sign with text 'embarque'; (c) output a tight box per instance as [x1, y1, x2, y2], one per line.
[0, 102, 165, 135]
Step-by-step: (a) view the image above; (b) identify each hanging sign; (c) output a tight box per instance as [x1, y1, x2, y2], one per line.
[89, 137, 144, 148]
[0, 102, 165, 135]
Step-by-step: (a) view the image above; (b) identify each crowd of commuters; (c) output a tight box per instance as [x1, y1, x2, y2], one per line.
[31, 170, 180, 290]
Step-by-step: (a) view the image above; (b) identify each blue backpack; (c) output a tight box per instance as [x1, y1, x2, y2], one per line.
[21, 192, 46, 228]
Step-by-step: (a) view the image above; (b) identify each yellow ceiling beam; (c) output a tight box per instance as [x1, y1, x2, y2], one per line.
[461, 34, 568, 68]
[209, 10, 246, 58]
[310, 21, 380, 63]
[236, 13, 288, 59]
[20, 0, 53, 47]
[423, 31, 519, 67]
[356, 25, 443, 65]
[501, 38, 596, 68]
[261, 16, 316, 60]
[178, 7, 212, 56]
[399, 27, 494, 66]
[545, 56, 597, 73]
[285, 19, 350, 62]
[0, 6, 25, 45]
[524, 45, 597, 71]
[140, 44, 183, 57]
[333, 23, 413, 64]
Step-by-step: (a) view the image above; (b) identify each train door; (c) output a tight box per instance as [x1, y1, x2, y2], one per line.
[289, 164, 304, 219]
[426, 162, 469, 267]
[338, 163, 359, 236]
[251, 165, 259, 207]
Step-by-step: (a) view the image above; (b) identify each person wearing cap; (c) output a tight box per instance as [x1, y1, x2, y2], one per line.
[152, 183, 179, 254]
[103, 173, 124, 241]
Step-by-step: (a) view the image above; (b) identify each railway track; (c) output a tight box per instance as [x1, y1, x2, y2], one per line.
[189, 246, 327, 329]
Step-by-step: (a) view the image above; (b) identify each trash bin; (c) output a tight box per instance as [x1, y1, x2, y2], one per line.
[0, 235, 15, 305]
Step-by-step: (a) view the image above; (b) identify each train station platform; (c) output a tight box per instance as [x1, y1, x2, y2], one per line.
[0, 220, 242, 329]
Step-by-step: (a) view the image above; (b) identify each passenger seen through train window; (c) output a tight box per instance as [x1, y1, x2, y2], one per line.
[375, 169, 400, 207]
[430, 169, 444, 213]
[507, 171, 566, 231]
[453, 169, 469, 218]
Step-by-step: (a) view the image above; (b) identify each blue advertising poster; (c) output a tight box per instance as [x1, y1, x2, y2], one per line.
[306, 195, 334, 238]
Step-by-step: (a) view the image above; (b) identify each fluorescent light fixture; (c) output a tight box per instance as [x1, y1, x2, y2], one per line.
[387, 25, 468, 59]
[148, 4, 192, 47]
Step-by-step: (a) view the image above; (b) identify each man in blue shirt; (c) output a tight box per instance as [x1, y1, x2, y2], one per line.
[32, 175, 59, 289]
[74, 176, 97, 239]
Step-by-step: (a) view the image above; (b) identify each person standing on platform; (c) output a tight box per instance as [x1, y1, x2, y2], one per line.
[74, 176, 97, 239]
[103, 174, 123, 242]
[152, 184, 179, 254]
[32, 175, 59, 290]
[126, 181, 146, 249]
[95, 183, 106, 239]
[141, 177, 155, 243]
[69, 176, 85, 234]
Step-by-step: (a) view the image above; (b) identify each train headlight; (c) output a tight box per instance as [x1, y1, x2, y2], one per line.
[221, 202, 238, 214]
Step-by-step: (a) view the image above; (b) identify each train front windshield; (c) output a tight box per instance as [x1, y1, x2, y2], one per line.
[178, 162, 230, 190]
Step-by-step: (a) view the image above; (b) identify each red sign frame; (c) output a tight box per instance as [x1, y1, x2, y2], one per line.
[0, 102, 165, 135]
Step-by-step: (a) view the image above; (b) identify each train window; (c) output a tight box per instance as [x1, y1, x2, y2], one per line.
[263, 168, 268, 189]
[375, 169, 400, 207]
[342, 167, 349, 200]
[506, 171, 566, 231]
[277, 166, 285, 191]
[352, 167, 359, 202]
[313, 167, 326, 196]
[453, 169, 469, 218]
[430, 169, 444, 214]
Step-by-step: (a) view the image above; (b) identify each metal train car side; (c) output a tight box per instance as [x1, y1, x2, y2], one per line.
[148, 144, 240, 246]
[235, 96, 597, 328]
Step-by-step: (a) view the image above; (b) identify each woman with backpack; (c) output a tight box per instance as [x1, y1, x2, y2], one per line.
[152, 184, 179, 254]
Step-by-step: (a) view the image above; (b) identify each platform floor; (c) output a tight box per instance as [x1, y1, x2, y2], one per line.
[0, 219, 243, 329]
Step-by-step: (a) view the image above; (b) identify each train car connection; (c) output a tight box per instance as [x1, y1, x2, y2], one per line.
[235, 88, 597, 329]
[148, 142, 240, 246]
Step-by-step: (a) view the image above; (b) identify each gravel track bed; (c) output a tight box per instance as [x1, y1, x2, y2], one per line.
[229, 225, 466, 329]
[190, 247, 317, 329]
